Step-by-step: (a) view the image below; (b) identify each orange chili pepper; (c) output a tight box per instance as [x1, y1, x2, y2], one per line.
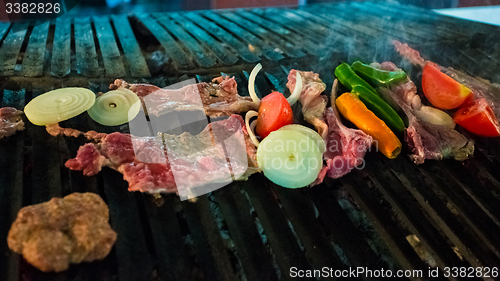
[336, 92, 402, 159]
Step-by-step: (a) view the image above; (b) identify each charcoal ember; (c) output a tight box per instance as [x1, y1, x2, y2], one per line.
[7, 193, 117, 272]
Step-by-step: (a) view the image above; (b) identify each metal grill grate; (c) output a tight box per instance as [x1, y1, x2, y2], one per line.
[1, 1, 500, 281]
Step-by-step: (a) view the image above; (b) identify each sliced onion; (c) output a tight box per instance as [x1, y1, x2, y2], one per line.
[277, 124, 326, 153]
[414, 105, 455, 129]
[88, 88, 141, 126]
[287, 72, 302, 106]
[330, 79, 338, 105]
[245, 110, 260, 147]
[248, 63, 262, 105]
[25, 88, 96, 126]
[256, 124, 324, 188]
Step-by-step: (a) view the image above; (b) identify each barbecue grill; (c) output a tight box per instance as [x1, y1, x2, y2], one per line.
[1, 1, 500, 280]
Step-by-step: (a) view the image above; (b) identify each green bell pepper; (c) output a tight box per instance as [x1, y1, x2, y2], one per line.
[351, 85, 405, 133]
[334, 63, 379, 96]
[351, 61, 407, 88]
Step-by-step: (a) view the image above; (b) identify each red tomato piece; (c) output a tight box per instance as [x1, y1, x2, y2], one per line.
[453, 98, 500, 137]
[422, 63, 472, 110]
[256, 91, 293, 138]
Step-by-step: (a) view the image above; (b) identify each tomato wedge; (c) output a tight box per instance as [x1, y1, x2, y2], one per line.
[256, 91, 293, 138]
[422, 63, 472, 110]
[453, 98, 500, 137]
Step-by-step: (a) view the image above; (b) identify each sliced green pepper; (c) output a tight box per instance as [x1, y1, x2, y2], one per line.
[334, 63, 379, 96]
[351, 85, 405, 133]
[351, 61, 407, 88]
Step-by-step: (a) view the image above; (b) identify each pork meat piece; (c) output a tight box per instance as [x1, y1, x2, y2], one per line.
[65, 115, 259, 195]
[287, 70, 329, 139]
[65, 143, 108, 176]
[7, 193, 117, 272]
[377, 61, 474, 164]
[0, 107, 24, 139]
[111, 76, 259, 117]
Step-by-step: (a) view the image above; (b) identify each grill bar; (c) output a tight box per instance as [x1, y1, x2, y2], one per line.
[0, 23, 28, 76]
[242, 176, 313, 281]
[220, 12, 305, 59]
[20, 22, 50, 77]
[74, 17, 99, 77]
[110, 14, 151, 78]
[387, 157, 500, 268]
[169, 12, 239, 66]
[340, 173, 428, 280]
[202, 11, 284, 61]
[154, 13, 217, 68]
[136, 13, 195, 70]
[51, 17, 71, 77]
[94, 16, 126, 78]
[183, 12, 260, 63]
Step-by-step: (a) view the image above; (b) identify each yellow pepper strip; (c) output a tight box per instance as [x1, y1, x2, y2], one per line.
[336, 92, 402, 159]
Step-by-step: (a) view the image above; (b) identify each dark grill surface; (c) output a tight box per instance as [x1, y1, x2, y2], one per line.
[1, 1, 500, 281]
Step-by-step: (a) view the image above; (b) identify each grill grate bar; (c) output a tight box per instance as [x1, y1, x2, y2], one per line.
[110, 15, 151, 78]
[236, 10, 317, 55]
[242, 175, 314, 281]
[0, 22, 10, 41]
[385, 156, 500, 269]
[135, 13, 195, 70]
[251, 9, 323, 45]
[212, 184, 280, 281]
[182, 196, 240, 281]
[340, 173, 428, 281]
[50, 17, 71, 77]
[220, 12, 305, 59]
[201, 11, 285, 61]
[271, 184, 350, 278]
[93, 16, 126, 78]
[169, 12, 239, 66]
[417, 161, 500, 259]
[74, 17, 99, 77]
[0, 23, 29, 77]
[309, 185, 388, 275]
[444, 160, 500, 228]
[305, 6, 417, 44]
[362, 154, 469, 276]
[183, 12, 260, 63]
[140, 194, 193, 281]
[101, 170, 154, 281]
[20, 22, 49, 77]
[153, 13, 218, 68]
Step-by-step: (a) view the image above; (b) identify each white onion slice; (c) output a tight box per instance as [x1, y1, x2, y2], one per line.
[88, 88, 141, 126]
[25, 88, 96, 126]
[287, 72, 303, 106]
[277, 124, 326, 153]
[414, 105, 455, 129]
[248, 63, 262, 105]
[256, 124, 324, 188]
[245, 110, 260, 147]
